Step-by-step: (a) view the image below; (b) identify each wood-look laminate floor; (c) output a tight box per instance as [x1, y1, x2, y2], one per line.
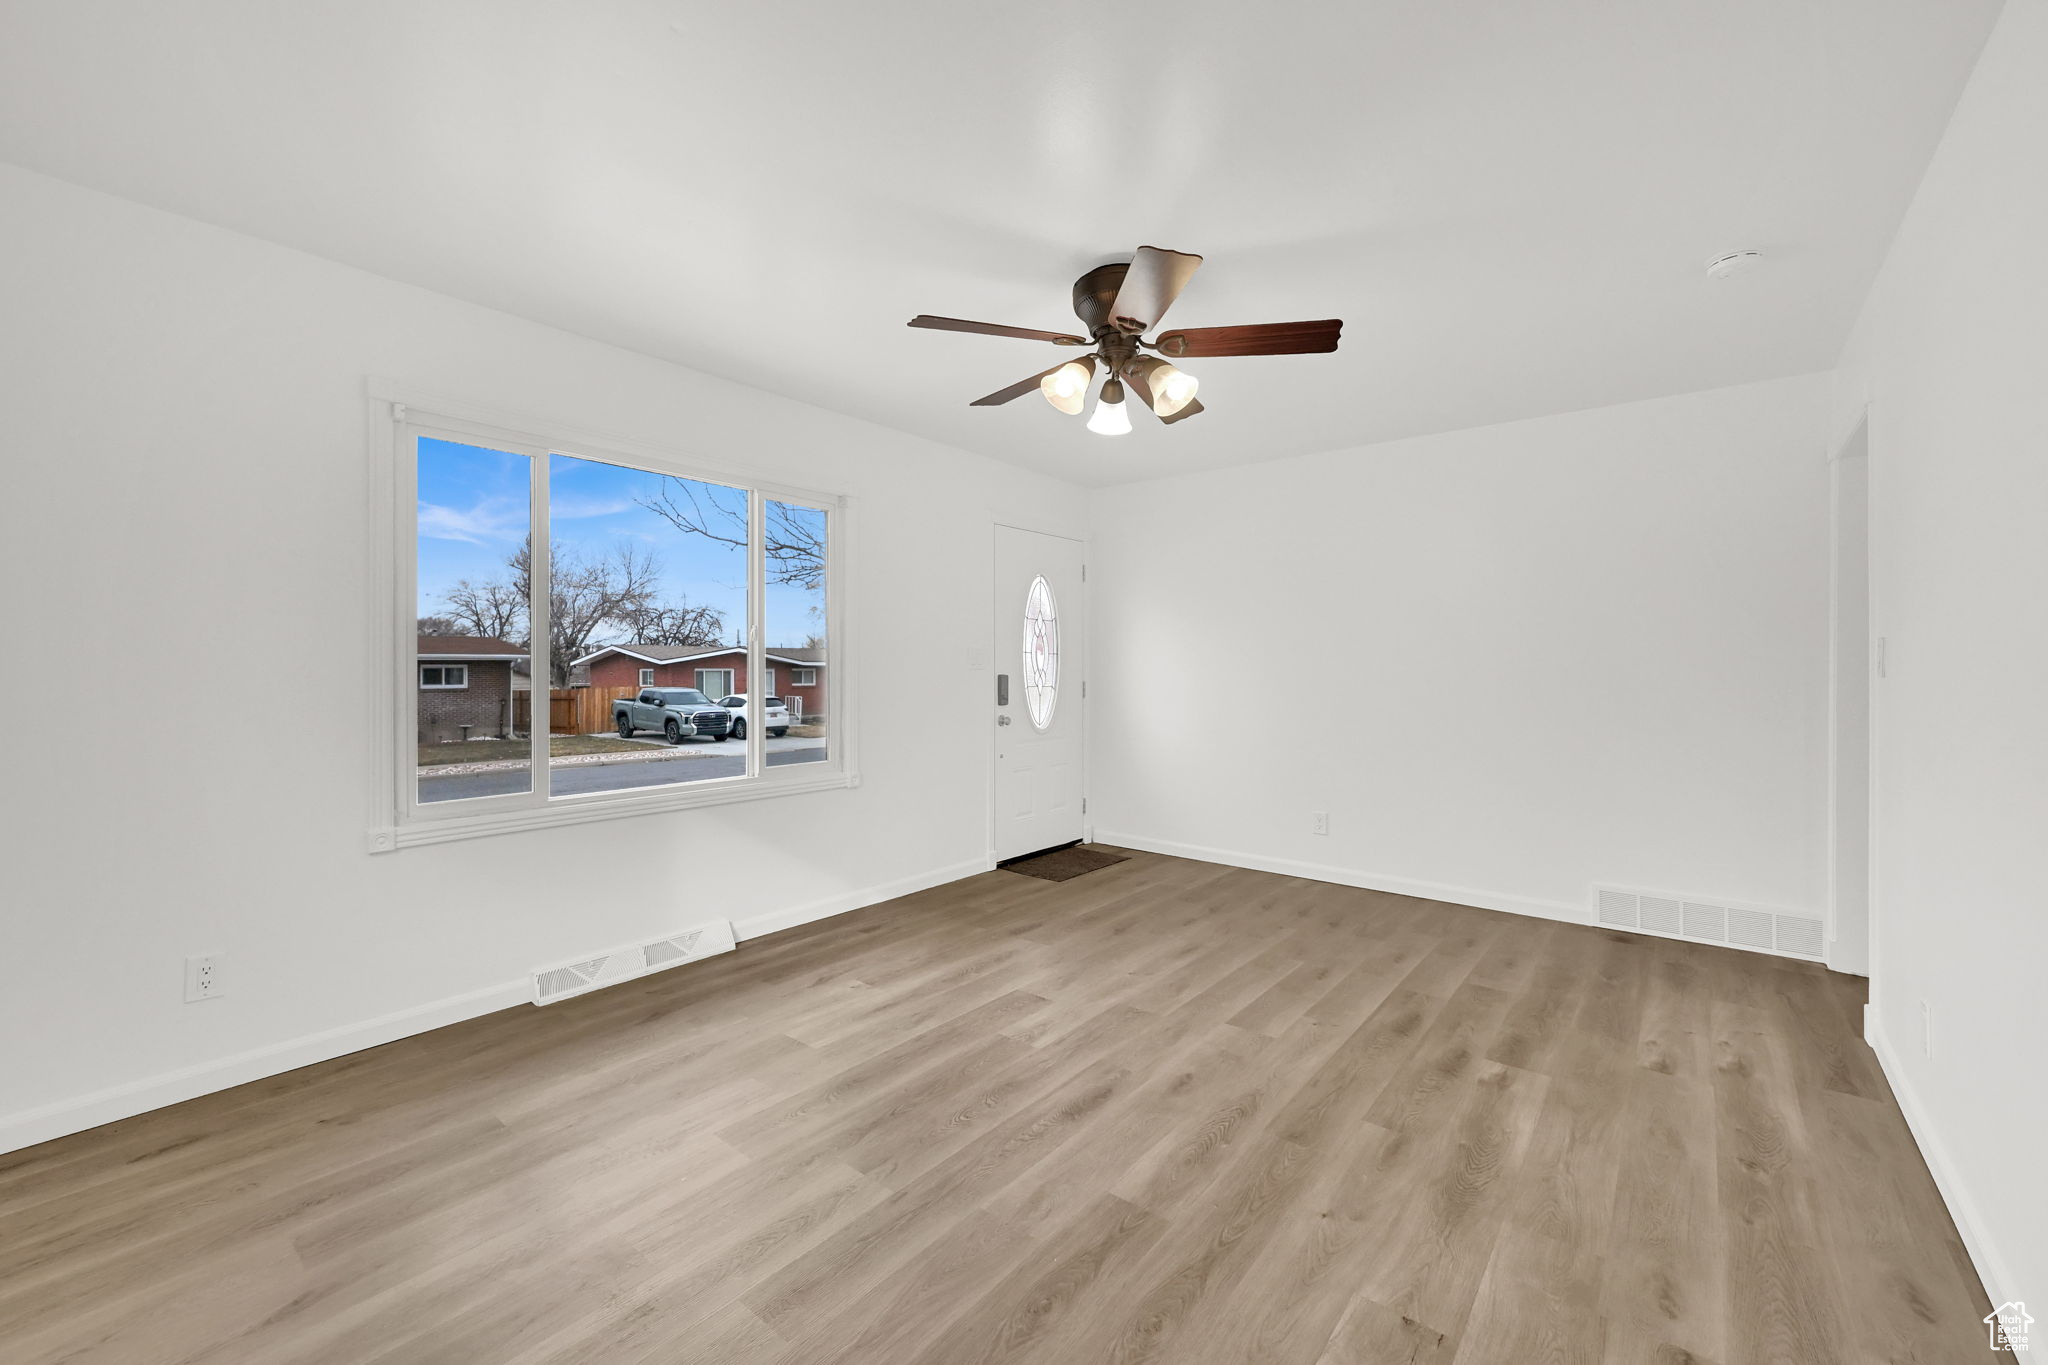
[0, 850, 1995, 1364]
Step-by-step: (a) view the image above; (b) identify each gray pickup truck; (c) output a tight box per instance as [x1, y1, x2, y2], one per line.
[613, 689, 734, 744]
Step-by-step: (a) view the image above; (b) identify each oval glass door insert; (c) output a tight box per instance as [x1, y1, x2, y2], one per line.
[1021, 574, 1059, 729]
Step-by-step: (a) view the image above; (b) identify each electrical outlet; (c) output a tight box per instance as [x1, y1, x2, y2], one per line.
[185, 953, 225, 1003]
[1311, 811, 1329, 836]
[1921, 999, 1933, 1059]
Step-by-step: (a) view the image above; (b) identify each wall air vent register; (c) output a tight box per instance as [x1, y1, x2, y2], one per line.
[1595, 885, 1824, 961]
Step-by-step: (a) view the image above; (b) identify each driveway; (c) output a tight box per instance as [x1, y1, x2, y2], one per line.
[418, 734, 828, 803]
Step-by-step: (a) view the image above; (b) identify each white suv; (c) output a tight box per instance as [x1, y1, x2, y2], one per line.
[716, 694, 791, 740]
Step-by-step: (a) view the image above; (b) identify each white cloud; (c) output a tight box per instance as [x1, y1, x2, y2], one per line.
[550, 495, 638, 521]
[417, 498, 524, 545]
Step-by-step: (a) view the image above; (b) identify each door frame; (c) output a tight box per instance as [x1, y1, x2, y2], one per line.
[1827, 407, 1875, 981]
[987, 518, 1092, 867]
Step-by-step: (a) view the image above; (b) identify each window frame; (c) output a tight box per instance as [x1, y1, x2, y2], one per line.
[368, 383, 855, 852]
[790, 667, 818, 687]
[696, 667, 735, 699]
[638, 667, 655, 687]
[419, 663, 469, 689]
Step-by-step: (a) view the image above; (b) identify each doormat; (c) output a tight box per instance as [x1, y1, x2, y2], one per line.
[1000, 845, 1129, 883]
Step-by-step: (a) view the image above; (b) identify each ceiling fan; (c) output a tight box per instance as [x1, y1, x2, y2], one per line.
[907, 246, 1342, 435]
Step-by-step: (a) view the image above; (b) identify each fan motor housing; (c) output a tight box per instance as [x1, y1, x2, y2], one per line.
[1071, 263, 1130, 334]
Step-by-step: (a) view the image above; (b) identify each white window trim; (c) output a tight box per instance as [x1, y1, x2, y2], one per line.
[790, 667, 817, 687]
[419, 663, 469, 689]
[639, 667, 655, 687]
[366, 381, 857, 853]
[696, 668, 735, 698]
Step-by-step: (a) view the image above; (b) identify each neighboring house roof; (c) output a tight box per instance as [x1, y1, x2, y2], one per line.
[508, 660, 589, 686]
[571, 643, 826, 667]
[418, 635, 526, 661]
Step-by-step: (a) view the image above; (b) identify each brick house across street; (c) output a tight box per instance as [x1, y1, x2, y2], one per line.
[573, 644, 826, 719]
[417, 636, 525, 743]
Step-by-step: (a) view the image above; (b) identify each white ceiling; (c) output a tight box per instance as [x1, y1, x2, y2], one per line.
[0, 1, 2002, 486]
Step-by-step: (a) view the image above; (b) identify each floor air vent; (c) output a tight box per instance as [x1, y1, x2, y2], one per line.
[1638, 895, 1683, 936]
[1597, 888, 1639, 928]
[1592, 885, 1825, 962]
[1683, 901, 1726, 942]
[532, 919, 737, 1006]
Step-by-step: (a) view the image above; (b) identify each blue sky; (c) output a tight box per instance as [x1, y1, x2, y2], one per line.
[417, 439, 824, 648]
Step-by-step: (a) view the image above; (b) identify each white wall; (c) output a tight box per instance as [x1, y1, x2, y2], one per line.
[0, 163, 1087, 1150]
[1829, 0, 2048, 1309]
[1090, 374, 1833, 922]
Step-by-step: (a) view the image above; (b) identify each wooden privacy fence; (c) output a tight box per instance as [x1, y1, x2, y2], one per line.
[512, 688, 629, 736]
[569, 686, 638, 736]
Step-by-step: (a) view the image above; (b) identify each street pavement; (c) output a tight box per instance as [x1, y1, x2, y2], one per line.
[419, 736, 828, 802]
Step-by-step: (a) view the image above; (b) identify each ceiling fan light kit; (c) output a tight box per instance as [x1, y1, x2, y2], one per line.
[1087, 378, 1132, 436]
[1125, 354, 1199, 417]
[1038, 356, 1097, 415]
[909, 245, 1343, 435]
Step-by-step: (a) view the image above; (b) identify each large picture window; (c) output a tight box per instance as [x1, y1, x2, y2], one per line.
[384, 397, 850, 847]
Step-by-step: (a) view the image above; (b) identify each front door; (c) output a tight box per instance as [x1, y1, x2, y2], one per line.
[994, 525, 1086, 861]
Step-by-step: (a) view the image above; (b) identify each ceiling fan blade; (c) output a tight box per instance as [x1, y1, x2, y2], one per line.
[1121, 370, 1159, 420]
[970, 364, 1068, 407]
[1154, 319, 1342, 358]
[909, 315, 1088, 345]
[1106, 246, 1203, 334]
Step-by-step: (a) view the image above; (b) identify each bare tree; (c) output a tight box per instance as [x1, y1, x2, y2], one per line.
[636, 478, 824, 592]
[513, 539, 663, 686]
[437, 541, 724, 685]
[440, 578, 525, 641]
[621, 601, 726, 648]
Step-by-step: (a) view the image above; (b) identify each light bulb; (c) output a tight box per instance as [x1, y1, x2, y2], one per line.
[1125, 356, 1200, 417]
[1154, 365, 1199, 415]
[1087, 383, 1132, 436]
[1038, 358, 1096, 415]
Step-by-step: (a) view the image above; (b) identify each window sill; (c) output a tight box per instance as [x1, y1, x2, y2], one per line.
[368, 766, 857, 852]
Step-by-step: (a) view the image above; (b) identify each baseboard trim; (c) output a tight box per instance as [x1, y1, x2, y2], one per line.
[0, 977, 530, 1157]
[1864, 1011, 2012, 1312]
[1093, 831, 1588, 927]
[730, 858, 989, 941]
[0, 857, 990, 1158]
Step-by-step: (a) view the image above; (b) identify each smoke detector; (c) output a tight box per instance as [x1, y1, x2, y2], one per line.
[1705, 250, 1764, 281]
